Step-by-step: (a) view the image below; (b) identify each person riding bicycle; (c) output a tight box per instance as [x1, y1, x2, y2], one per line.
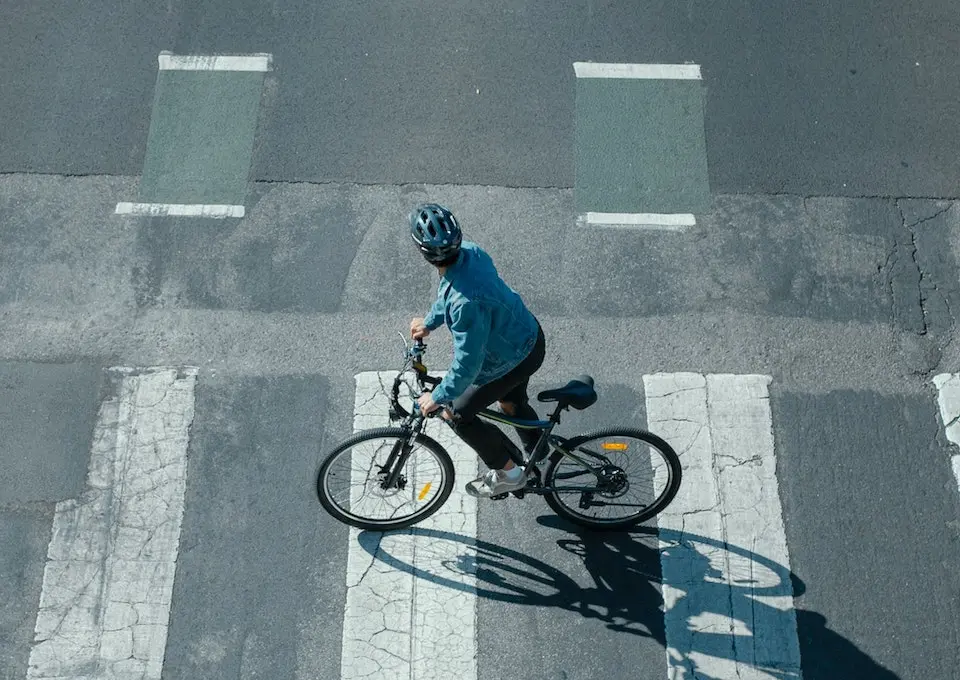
[408, 203, 547, 498]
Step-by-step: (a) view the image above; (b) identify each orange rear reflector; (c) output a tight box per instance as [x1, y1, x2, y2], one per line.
[601, 442, 628, 451]
[418, 482, 432, 500]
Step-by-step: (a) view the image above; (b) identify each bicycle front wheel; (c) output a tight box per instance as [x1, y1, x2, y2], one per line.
[317, 427, 455, 531]
[543, 428, 681, 529]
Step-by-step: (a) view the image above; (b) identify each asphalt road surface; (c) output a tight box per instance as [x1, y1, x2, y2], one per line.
[1, 2, 960, 680]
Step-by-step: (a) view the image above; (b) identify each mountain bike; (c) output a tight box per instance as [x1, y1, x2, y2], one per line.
[316, 334, 682, 531]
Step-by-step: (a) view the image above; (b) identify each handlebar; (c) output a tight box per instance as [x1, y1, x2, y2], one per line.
[389, 334, 443, 421]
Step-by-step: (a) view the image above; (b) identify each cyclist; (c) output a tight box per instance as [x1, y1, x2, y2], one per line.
[408, 203, 546, 498]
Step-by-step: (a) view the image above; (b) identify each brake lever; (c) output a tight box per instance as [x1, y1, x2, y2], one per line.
[397, 331, 411, 360]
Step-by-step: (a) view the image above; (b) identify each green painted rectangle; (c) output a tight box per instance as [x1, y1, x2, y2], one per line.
[140, 71, 264, 205]
[575, 78, 710, 214]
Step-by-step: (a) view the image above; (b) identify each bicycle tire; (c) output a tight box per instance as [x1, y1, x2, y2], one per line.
[316, 427, 456, 531]
[542, 427, 682, 530]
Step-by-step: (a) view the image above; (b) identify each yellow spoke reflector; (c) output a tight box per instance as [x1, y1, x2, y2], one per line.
[601, 442, 628, 451]
[418, 482, 433, 500]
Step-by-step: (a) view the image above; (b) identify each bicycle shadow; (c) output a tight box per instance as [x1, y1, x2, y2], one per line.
[358, 518, 901, 679]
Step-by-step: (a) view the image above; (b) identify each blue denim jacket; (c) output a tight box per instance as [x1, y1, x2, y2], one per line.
[424, 241, 539, 404]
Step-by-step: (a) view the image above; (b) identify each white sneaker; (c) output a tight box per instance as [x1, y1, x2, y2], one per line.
[465, 468, 527, 498]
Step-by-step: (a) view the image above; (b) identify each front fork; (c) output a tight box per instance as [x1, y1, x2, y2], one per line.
[380, 416, 425, 489]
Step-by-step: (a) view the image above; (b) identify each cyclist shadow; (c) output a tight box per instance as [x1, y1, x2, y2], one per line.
[356, 523, 664, 640]
[358, 517, 901, 680]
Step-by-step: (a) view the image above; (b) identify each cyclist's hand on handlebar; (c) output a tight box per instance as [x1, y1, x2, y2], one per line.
[410, 317, 430, 340]
[417, 393, 441, 416]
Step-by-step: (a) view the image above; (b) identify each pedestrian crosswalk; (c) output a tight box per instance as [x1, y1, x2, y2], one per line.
[342, 372, 479, 680]
[12, 366, 960, 680]
[27, 368, 197, 680]
[646, 373, 801, 680]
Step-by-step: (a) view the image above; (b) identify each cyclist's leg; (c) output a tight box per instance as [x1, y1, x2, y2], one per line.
[499, 323, 546, 452]
[451, 322, 547, 469]
[451, 382, 522, 471]
[499, 390, 540, 453]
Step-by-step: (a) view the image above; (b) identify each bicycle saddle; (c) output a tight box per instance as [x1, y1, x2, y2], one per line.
[537, 375, 597, 410]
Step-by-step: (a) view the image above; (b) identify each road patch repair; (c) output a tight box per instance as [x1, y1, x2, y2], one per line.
[115, 52, 271, 218]
[574, 62, 710, 230]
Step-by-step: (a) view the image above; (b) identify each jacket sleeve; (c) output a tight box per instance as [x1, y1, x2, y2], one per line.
[423, 287, 446, 331]
[429, 301, 490, 404]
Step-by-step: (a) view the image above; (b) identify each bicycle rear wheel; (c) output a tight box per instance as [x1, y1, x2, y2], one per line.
[542, 427, 681, 529]
[317, 427, 455, 531]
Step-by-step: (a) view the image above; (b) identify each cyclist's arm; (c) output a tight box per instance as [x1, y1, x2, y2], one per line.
[423, 289, 446, 331]
[429, 301, 490, 404]
[424, 301, 444, 331]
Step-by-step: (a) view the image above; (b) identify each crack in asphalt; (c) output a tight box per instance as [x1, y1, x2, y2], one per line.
[903, 202, 955, 229]
[648, 385, 705, 399]
[5, 169, 960, 200]
[352, 533, 384, 588]
[942, 410, 960, 431]
[6, 166, 960, 202]
[874, 201, 959, 367]
[715, 453, 763, 467]
[896, 200, 930, 336]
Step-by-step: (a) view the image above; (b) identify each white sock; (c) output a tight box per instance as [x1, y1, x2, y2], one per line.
[502, 465, 524, 480]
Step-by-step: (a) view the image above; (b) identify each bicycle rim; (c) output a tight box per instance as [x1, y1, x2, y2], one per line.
[544, 429, 681, 528]
[319, 430, 454, 530]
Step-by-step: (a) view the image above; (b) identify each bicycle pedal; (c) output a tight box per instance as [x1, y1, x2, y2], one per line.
[489, 492, 509, 501]
[510, 489, 526, 499]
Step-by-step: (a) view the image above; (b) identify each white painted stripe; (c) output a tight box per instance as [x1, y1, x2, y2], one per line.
[115, 202, 245, 218]
[574, 62, 702, 80]
[158, 52, 272, 71]
[645, 373, 802, 680]
[28, 367, 198, 680]
[342, 372, 477, 680]
[931, 373, 960, 495]
[583, 212, 696, 230]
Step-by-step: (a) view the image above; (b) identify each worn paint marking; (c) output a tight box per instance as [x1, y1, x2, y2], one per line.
[27, 367, 198, 680]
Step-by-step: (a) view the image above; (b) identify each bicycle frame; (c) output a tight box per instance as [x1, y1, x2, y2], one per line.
[472, 407, 593, 470]
[384, 335, 611, 493]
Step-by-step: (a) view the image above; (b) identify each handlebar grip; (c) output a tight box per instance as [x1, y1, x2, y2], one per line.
[412, 401, 444, 418]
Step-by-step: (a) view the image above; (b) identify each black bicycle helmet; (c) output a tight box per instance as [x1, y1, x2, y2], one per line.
[409, 203, 462, 264]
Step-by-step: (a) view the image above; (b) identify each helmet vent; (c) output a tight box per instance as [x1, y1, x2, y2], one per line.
[409, 203, 462, 263]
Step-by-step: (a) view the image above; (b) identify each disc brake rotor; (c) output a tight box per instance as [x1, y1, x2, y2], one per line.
[597, 465, 629, 498]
